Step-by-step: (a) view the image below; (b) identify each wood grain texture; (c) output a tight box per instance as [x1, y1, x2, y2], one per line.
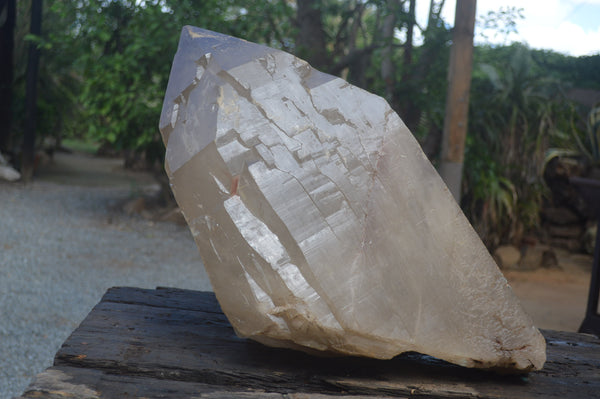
[19, 287, 600, 398]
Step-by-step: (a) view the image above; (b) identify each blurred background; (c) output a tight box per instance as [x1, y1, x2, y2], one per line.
[2, 0, 599, 249]
[0, 0, 599, 397]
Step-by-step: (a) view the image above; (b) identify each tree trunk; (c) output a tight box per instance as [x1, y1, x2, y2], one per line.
[403, 0, 415, 69]
[399, 0, 446, 133]
[0, 0, 16, 154]
[380, 1, 399, 105]
[22, 0, 43, 182]
[427, 0, 446, 29]
[296, 0, 328, 69]
[439, 0, 477, 201]
[397, 0, 418, 131]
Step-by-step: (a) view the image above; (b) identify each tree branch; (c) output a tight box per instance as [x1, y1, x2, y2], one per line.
[328, 44, 379, 76]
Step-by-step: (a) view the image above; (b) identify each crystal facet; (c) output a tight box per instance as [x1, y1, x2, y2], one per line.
[159, 26, 546, 371]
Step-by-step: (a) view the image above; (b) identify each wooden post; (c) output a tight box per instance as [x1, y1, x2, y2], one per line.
[21, 0, 43, 182]
[0, 0, 16, 153]
[439, 0, 476, 202]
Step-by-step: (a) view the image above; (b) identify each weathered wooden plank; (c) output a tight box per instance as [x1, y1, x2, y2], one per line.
[19, 366, 272, 398]
[19, 366, 394, 399]
[100, 286, 223, 312]
[20, 287, 600, 398]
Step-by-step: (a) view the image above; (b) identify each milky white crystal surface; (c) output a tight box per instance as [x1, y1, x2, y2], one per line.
[159, 26, 546, 371]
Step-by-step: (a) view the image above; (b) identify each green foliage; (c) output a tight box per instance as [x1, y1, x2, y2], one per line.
[532, 51, 600, 90]
[464, 43, 575, 246]
[11, 0, 300, 165]
[69, 0, 241, 164]
[399, 26, 451, 140]
[464, 143, 518, 246]
[569, 104, 600, 164]
[546, 103, 600, 169]
[589, 105, 600, 163]
[477, 6, 524, 44]
[61, 137, 101, 154]
[11, 1, 83, 145]
[75, 2, 168, 152]
[10, 0, 599, 247]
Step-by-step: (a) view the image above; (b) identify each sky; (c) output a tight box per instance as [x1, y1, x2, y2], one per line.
[415, 0, 600, 57]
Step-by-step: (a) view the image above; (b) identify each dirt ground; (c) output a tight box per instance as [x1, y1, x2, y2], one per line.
[503, 250, 593, 332]
[34, 150, 158, 188]
[34, 151, 596, 333]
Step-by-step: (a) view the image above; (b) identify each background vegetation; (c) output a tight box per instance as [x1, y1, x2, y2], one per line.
[4, 0, 600, 248]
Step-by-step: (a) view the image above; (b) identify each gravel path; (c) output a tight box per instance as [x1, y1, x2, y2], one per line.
[0, 162, 212, 398]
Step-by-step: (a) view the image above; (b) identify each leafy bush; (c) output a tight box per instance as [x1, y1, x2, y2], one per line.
[464, 44, 571, 247]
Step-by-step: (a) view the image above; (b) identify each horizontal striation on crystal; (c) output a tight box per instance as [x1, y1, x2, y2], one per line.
[159, 26, 546, 372]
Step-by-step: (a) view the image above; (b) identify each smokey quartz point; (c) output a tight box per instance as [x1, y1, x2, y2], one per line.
[159, 26, 546, 371]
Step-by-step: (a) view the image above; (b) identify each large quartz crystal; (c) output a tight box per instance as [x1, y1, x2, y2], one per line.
[159, 26, 546, 372]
